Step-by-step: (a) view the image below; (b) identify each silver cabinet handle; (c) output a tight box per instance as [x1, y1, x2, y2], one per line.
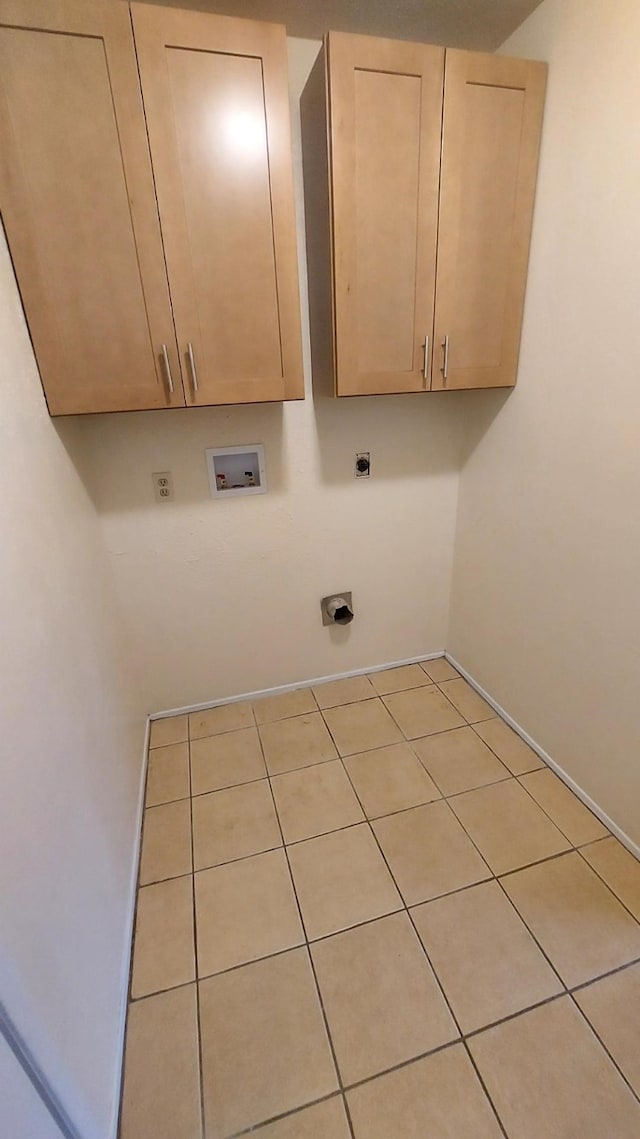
[187, 342, 199, 395]
[161, 344, 174, 395]
[441, 335, 450, 381]
[422, 336, 429, 381]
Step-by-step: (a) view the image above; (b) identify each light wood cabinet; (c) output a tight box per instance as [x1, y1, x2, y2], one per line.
[0, 0, 303, 414]
[131, 4, 303, 406]
[0, 0, 181, 415]
[302, 32, 546, 396]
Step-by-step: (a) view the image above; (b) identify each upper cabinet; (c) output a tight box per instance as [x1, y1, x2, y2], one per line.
[131, 4, 303, 407]
[0, 0, 181, 415]
[432, 51, 547, 391]
[302, 32, 547, 396]
[0, 0, 303, 414]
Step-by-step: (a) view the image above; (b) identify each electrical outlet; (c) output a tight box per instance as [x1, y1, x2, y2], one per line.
[355, 452, 371, 478]
[152, 471, 174, 502]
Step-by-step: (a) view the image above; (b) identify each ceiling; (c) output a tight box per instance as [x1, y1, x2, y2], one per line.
[141, 0, 544, 51]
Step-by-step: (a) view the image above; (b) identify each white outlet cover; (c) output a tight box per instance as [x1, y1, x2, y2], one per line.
[152, 471, 174, 502]
[205, 444, 266, 499]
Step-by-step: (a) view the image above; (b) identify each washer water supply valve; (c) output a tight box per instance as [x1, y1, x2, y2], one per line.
[321, 592, 354, 626]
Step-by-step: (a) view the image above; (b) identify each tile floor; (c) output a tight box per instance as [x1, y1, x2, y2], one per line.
[119, 658, 640, 1139]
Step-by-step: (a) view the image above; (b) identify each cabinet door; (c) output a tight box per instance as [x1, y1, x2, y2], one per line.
[432, 51, 547, 391]
[131, 4, 303, 406]
[0, 0, 183, 415]
[328, 33, 444, 396]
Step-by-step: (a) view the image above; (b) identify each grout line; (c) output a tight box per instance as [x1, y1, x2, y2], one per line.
[574, 844, 640, 928]
[126, 978, 197, 1006]
[264, 753, 337, 780]
[463, 991, 566, 1041]
[342, 1037, 459, 1094]
[569, 992, 640, 1108]
[185, 940, 308, 989]
[120, 684, 640, 1137]
[228, 1091, 348, 1138]
[467, 718, 545, 776]
[422, 768, 512, 800]
[570, 953, 640, 995]
[460, 1040, 510, 1139]
[254, 725, 358, 1139]
[513, 768, 608, 851]
[314, 694, 378, 713]
[328, 725, 510, 1138]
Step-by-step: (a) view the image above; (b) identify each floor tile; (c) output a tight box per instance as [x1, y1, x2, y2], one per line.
[574, 962, 640, 1095]
[252, 1097, 351, 1138]
[200, 948, 337, 1137]
[145, 741, 190, 807]
[253, 687, 317, 724]
[501, 852, 640, 987]
[311, 912, 457, 1084]
[259, 712, 337, 776]
[449, 780, 570, 875]
[312, 674, 376, 709]
[190, 726, 266, 796]
[412, 880, 562, 1032]
[271, 760, 363, 844]
[195, 849, 303, 977]
[323, 698, 403, 756]
[581, 837, 640, 921]
[372, 801, 490, 906]
[368, 664, 432, 696]
[469, 996, 640, 1139]
[287, 823, 402, 940]
[347, 1045, 503, 1139]
[139, 799, 192, 886]
[382, 686, 464, 740]
[420, 657, 460, 683]
[149, 714, 188, 749]
[131, 876, 195, 999]
[189, 700, 254, 740]
[413, 726, 509, 797]
[520, 768, 608, 846]
[192, 780, 280, 870]
[344, 742, 440, 819]
[120, 985, 201, 1139]
[473, 717, 544, 775]
[438, 678, 495, 723]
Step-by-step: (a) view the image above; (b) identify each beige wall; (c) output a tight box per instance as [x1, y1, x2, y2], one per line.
[449, 0, 640, 844]
[72, 39, 466, 714]
[0, 227, 144, 1137]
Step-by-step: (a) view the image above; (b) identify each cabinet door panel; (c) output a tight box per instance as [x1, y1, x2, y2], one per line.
[131, 4, 303, 406]
[433, 51, 546, 390]
[0, 0, 182, 414]
[329, 33, 444, 396]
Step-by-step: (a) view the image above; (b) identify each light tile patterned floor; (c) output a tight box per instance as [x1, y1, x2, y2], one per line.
[119, 659, 640, 1139]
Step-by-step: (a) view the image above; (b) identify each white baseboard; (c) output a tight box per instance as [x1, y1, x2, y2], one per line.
[149, 651, 446, 720]
[446, 653, 640, 862]
[110, 716, 150, 1139]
